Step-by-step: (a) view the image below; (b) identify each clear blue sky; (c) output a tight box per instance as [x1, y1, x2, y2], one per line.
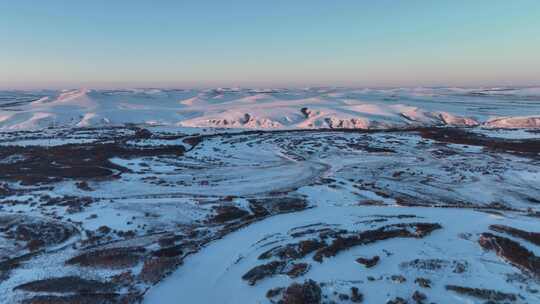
[1, 0, 539, 88]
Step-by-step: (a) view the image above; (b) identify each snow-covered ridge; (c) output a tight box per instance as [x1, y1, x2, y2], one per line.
[0, 87, 539, 131]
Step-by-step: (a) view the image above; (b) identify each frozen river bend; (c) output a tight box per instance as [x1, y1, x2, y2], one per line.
[0, 108, 540, 302]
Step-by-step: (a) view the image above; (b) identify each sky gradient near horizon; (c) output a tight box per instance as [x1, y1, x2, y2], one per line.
[1, 0, 540, 89]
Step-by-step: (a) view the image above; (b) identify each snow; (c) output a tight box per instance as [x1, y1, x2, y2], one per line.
[1, 87, 539, 131]
[484, 116, 540, 129]
[1, 91, 539, 304]
[144, 205, 539, 304]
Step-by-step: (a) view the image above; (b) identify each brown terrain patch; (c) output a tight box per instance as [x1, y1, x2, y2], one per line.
[0, 129, 186, 185]
[14, 276, 114, 294]
[152, 244, 184, 258]
[445, 285, 518, 302]
[414, 277, 431, 288]
[248, 197, 309, 215]
[66, 247, 146, 269]
[242, 261, 311, 285]
[286, 262, 310, 278]
[139, 256, 181, 284]
[350, 287, 363, 303]
[386, 296, 407, 304]
[418, 127, 540, 157]
[401, 258, 468, 273]
[208, 205, 250, 223]
[280, 279, 322, 304]
[490, 224, 540, 246]
[479, 232, 540, 276]
[258, 239, 326, 261]
[356, 255, 380, 268]
[21, 293, 139, 304]
[242, 261, 286, 285]
[0, 215, 76, 254]
[313, 222, 441, 262]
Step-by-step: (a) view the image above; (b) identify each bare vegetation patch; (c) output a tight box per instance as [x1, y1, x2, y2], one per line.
[313, 223, 442, 262]
[445, 285, 518, 302]
[479, 232, 540, 276]
[66, 247, 146, 269]
[139, 256, 181, 284]
[14, 276, 115, 293]
[489, 224, 540, 246]
[21, 293, 139, 304]
[280, 279, 321, 304]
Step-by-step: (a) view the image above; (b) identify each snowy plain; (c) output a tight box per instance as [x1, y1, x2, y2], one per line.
[0, 87, 539, 304]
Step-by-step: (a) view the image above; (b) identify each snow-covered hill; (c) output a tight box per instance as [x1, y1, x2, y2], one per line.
[1, 87, 539, 131]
